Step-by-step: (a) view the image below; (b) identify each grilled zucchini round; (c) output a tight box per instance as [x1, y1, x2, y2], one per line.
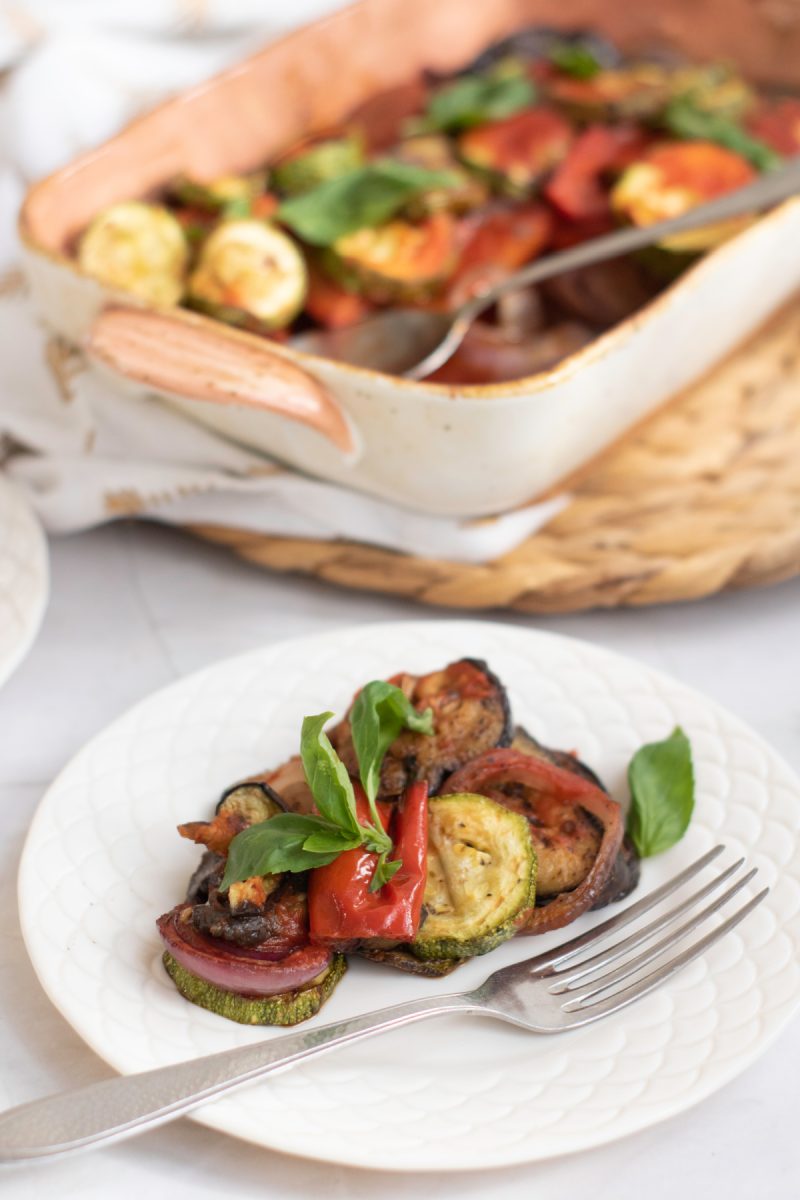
[411, 793, 536, 960]
[187, 219, 307, 330]
[78, 201, 188, 306]
[272, 135, 364, 195]
[162, 951, 346, 1026]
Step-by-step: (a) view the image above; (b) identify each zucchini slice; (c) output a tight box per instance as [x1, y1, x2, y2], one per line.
[272, 134, 364, 196]
[162, 951, 346, 1026]
[187, 219, 307, 331]
[78, 201, 188, 306]
[332, 657, 512, 799]
[324, 212, 458, 304]
[392, 135, 489, 215]
[411, 793, 536, 960]
[457, 107, 573, 197]
[611, 141, 755, 254]
[168, 172, 269, 215]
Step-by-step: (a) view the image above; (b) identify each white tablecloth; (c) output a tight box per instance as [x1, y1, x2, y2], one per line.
[1, 522, 798, 1198]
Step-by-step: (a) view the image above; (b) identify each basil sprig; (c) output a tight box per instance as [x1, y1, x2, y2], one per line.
[277, 161, 459, 246]
[664, 96, 781, 171]
[421, 64, 535, 133]
[549, 42, 602, 80]
[626, 726, 695, 857]
[221, 682, 433, 891]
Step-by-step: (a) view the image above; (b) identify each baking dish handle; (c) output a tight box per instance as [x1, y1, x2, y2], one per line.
[85, 306, 357, 456]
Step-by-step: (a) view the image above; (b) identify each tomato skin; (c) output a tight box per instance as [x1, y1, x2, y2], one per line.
[157, 905, 333, 996]
[308, 782, 428, 945]
[305, 265, 373, 329]
[747, 98, 800, 155]
[545, 124, 650, 222]
[446, 203, 552, 306]
[442, 748, 624, 935]
[458, 107, 573, 194]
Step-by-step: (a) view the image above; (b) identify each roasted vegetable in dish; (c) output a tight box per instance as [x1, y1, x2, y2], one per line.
[411, 792, 536, 959]
[71, 31, 786, 384]
[157, 657, 697, 1025]
[78, 201, 188, 305]
[187, 219, 308, 331]
[77, 28, 785, 383]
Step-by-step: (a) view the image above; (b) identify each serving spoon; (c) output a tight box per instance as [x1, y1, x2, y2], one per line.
[292, 156, 800, 378]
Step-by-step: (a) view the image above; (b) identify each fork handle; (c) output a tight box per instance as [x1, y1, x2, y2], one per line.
[0, 993, 475, 1163]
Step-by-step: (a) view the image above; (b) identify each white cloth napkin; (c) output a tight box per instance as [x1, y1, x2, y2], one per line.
[0, 1, 567, 564]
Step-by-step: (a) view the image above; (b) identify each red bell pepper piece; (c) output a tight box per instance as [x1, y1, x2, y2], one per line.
[545, 124, 649, 222]
[308, 781, 428, 945]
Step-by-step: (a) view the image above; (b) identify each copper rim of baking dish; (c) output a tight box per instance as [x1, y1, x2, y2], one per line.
[17, 0, 800, 400]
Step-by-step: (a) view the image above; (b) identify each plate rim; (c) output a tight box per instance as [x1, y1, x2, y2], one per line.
[17, 618, 800, 1171]
[0, 476, 49, 691]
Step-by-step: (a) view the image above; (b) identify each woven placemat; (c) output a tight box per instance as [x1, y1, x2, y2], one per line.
[190, 299, 800, 613]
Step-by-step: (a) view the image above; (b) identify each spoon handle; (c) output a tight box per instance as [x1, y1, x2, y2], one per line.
[409, 155, 800, 378]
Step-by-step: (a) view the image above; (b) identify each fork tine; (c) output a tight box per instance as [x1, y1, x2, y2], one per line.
[524, 844, 725, 974]
[549, 858, 745, 989]
[561, 867, 758, 1004]
[559, 887, 769, 1026]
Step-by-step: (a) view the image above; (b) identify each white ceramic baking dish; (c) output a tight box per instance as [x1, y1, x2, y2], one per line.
[19, 0, 800, 518]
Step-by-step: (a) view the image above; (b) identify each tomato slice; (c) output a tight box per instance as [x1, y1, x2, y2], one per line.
[157, 905, 333, 996]
[305, 265, 374, 329]
[747, 98, 800, 155]
[446, 203, 552, 306]
[545, 124, 650, 222]
[458, 107, 573, 194]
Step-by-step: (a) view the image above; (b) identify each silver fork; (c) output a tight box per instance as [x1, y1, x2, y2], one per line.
[0, 845, 766, 1165]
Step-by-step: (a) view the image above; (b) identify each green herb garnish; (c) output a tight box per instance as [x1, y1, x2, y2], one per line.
[221, 195, 253, 219]
[276, 161, 459, 245]
[422, 62, 536, 133]
[549, 42, 602, 80]
[626, 726, 695, 857]
[221, 682, 434, 891]
[664, 96, 781, 171]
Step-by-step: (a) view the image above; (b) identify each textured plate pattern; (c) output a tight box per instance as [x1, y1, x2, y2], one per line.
[0, 475, 48, 689]
[17, 621, 800, 1171]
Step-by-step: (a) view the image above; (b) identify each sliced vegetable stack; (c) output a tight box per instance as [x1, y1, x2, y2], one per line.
[157, 656, 695, 1026]
[76, 27, 788, 383]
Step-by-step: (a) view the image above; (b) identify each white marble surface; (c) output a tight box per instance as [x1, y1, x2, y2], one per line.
[1, 521, 798, 1197]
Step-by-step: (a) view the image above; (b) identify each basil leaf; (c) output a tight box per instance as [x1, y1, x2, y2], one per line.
[351, 680, 434, 804]
[626, 727, 695, 857]
[222, 195, 252, 219]
[221, 813, 341, 887]
[664, 96, 781, 171]
[424, 69, 535, 132]
[302, 828, 363, 854]
[549, 42, 602, 80]
[300, 711, 361, 833]
[277, 162, 459, 245]
[369, 851, 403, 893]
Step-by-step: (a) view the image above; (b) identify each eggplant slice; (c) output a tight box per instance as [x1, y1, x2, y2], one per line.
[332, 658, 512, 798]
[512, 726, 640, 908]
[356, 944, 465, 978]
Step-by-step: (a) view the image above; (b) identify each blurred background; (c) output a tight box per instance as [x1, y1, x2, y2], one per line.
[0, 1, 344, 272]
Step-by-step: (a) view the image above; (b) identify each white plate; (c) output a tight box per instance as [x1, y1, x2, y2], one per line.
[0, 475, 48, 690]
[17, 620, 800, 1171]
